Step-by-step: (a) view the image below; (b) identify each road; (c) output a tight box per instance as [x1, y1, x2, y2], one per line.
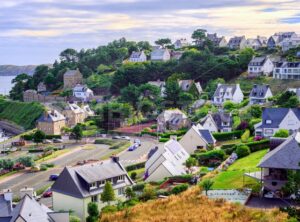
[0, 137, 158, 202]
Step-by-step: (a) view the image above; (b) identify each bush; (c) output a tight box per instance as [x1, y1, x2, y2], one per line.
[241, 129, 250, 143]
[274, 129, 289, 138]
[195, 150, 226, 166]
[130, 172, 137, 180]
[132, 183, 145, 191]
[236, 145, 250, 158]
[94, 139, 115, 145]
[171, 184, 189, 195]
[212, 130, 244, 141]
[101, 205, 118, 214]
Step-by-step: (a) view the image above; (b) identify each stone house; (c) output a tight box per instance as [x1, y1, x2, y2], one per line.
[62, 103, 85, 127]
[37, 110, 66, 135]
[157, 109, 191, 132]
[63, 68, 83, 89]
[207, 33, 227, 47]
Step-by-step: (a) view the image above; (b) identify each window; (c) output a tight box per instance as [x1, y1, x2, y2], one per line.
[118, 188, 125, 196]
[266, 120, 272, 124]
[117, 175, 124, 181]
[99, 180, 105, 186]
[91, 195, 98, 202]
[90, 182, 97, 189]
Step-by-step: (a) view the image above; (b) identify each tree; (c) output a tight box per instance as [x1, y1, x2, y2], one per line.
[71, 124, 83, 142]
[33, 130, 46, 144]
[274, 129, 289, 138]
[185, 157, 197, 173]
[286, 96, 299, 108]
[248, 105, 262, 118]
[125, 187, 136, 200]
[86, 202, 99, 222]
[0, 159, 14, 170]
[101, 181, 115, 205]
[205, 78, 225, 99]
[238, 48, 255, 69]
[223, 101, 237, 111]
[282, 171, 300, 196]
[155, 38, 171, 48]
[236, 145, 250, 158]
[140, 184, 156, 201]
[120, 84, 140, 109]
[10, 74, 34, 101]
[17, 156, 34, 167]
[191, 29, 207, 46]
[164, 80, 181, 107]
[179, 92, 194, 110]
[69, 215, 81, 222]
[201, 179, 214, 196]
[33, 65, 49, 87]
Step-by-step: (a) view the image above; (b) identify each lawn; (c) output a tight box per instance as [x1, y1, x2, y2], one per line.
[128, 167, 145, 182]
[35, 149, 71, 164]
[211, 149, 267, 189]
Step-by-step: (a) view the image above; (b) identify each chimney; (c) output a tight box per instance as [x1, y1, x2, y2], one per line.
[20, 187, 34, 199]
[111, 155, 120, 163]
[3, 189, 13, 211]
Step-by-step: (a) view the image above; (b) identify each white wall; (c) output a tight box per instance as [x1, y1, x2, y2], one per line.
[145, 164, 172, 182]
[179, 128, 208, 153]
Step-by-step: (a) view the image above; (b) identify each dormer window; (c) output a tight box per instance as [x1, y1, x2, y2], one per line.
[266, 120, 272, 124]
[99, 180, 105, 186]
[90, 182, 97, 190]
[117, 175, 124, 181]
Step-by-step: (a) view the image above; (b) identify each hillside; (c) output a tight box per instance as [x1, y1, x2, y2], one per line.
[0, 99, 44, 129]
[0, 65, 37, 76]
[100, 187, 287, 222]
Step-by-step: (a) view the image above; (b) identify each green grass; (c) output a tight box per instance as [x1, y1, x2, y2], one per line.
[35, 149, 71, 164]
[0, 171, 17, 180]
[212, 149, 267, 189]
[82, 129, 98, 137]
[128, 168, 145, 182]
[0, 99, 44, 129]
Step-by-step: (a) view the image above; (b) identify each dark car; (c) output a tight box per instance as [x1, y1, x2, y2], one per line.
[49, 174, 59, 181]
[43, 189, 52, 198]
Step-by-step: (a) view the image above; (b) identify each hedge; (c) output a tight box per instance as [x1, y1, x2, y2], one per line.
[22, 134, 61, 141]
[212, 130, 244, 141]
[126, 162, 146, 172]
[221, 139, 270, 155]
[94, 139, 115, 145]
[159, 138, 169, 143]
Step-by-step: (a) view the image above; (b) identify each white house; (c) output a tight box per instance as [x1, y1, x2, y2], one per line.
[144, 139, 189, 182]
[178, 80, 203, 95]
[213, 84, 244, 105]
[267, 32, 297, 49]
[52, 157, 134, 221]
[179, 124, 216, 153]
[227, 36, 246, 49]
[83, 104, 95, 118]
[207, 33, 227, 47]
[174, 38, 189, 49]
[200, 111, 233, 133]
[255, 108, 300, 138]
[248, 56, 274, 76]
[73, 84, 94, 101]
[249, 84, 273, 105]
[129, 51, 147, 62]
[273, 62, 300, 80]
[151, 48, 171, 61]
[279, 35, 300, 52]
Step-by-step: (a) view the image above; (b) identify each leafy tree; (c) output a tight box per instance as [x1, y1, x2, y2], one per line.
[101, 181, 115, 205]
[33, 130, 46, 144]
[201, 179, 214, 196]
[71, 124, 83, 142]
[17, 156, 34, 167]
[120, 84, 140, 109]
[155, 38, 171, 48]
[223, 101, 237, 111]
[10, 74, 34, 101]
[238, 48, 255, 69]
[179, 92, 194, 110]
[286, 96, 299, 108]
[274, 129, 289, 138]
[140, 184, 156, 201]
[139, 99, 155, 116]
[60, 48, 78, 63]
[185, 157, 197, 172]
[0, 159, 14, 170]
[33, 65, 49, 87]
[125, 187, 136, 200]
[164, 80, 181, 107]
[86, 202, 99, 222]
[191, 29, 207, 46]
[236, 145, 250, 158]
[282, 171, 300, 196]
[248, 105, 262, 118]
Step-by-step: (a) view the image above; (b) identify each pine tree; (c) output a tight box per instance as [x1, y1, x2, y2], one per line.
[101, 181, 115, 205]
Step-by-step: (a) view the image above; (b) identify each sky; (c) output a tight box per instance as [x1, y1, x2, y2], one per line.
[0, 0, 299, 65]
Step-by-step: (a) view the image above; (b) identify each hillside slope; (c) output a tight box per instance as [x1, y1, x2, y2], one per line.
[0, 99, 44, 129]
[0, 65, 37, 76]
[100, 187, 287, 222]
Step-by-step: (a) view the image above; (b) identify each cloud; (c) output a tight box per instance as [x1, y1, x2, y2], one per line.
[0, 0, 299, 64]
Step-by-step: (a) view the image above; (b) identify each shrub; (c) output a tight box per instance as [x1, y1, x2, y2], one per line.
[101, 205, 118, 214]
[94, 139, 115, 145]
[195, 150, 226, 166]
[159, 138, 169, 142]
[223, 101, 238, 111]
[246, 140, 270, 152]
[237, 121, 249, 131]
[130, 172, 137, 180]
[274, 129, 289, 138]
[132, 183, 145, 191]
[241, 129, 250, 143]
[212, 130, 244, 141]
[171, 184, 189, 195]
[235, 145, 250, 158]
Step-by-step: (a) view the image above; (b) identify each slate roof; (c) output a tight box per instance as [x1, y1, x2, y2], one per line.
[65, 103, 84, 114]
[199, 129, 215, 144]
[37, 110, 65, 123]
[0, 194, 12, 218]
[213, 84, 237, 98]
[212, 112, 232, 129]
[228, 36, 245, 45]
[151, 49, 169, 59]
[73, 84, 92, 93]
[258, 108, 300, 129]
[51, 159, 133, 198]
[249, 56, 267, 66]
[130, 51, 144, 59]
[279, 62, 300, 68]
[249, 84, 271, 98]
[259, 134, 300, 170]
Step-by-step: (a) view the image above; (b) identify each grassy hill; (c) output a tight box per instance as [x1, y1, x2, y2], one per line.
[230, 73, 300, 95]
[0, 99, 44, 129]
[100, 187, 287, 222]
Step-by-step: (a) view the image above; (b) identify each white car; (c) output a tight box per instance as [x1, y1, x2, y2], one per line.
[120, 136, 131, 141]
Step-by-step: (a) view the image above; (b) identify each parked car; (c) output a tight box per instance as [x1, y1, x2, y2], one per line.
[128, 145, 137, 151]
[49, 174, 59, 181]
[43, 139, 52, 144]
[120, 136, 131, 141]
[112, 136, 121, 139]
[53, 138, 63, 143]
[30, 166, 40, 172]
[43, 189, 52, 198]
[134, 139, 141, 146]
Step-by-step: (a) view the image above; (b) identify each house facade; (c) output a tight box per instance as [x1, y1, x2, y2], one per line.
[249, 84, 273, 105]
[248, 56, 274, 76]
[178, 80, 203, 95]
[255, 108, 300, 137]
[227, 36, 246, 49]
[0, 189, 69, 222]
[207, 33, 227, 47]
[174, 38, 189, 49]
[63, 69, 83, 89]
[267, 32, 297, 49]
[200, 111, 233, 133]
[129, 51, 147, 62]
[144, 139, 189, 182]
[37, 110, 66, 135]
[213, 84, 244, 105]
[245, 36, 267, 50]
[150, 49, 171, 61]
[179, 124, 216, 153]
[73, 84, 94, 102]
[279, 35, 300, 52]
[273, 62, 300, 80]
[157, 109, 191, 132]
[62, 103, 85, 127]
[52, 157, 134, 221]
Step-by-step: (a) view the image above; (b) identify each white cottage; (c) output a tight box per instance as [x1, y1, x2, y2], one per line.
[213, 84, 244, 105]
[129, 51, 147, 62]
[249, 84, 273, 105]
[248, 56, 274, 76]
[73, 84, 94, 101]
[151, 49, 171, 61]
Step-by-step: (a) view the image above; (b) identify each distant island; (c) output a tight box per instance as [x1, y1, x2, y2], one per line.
[0, 65, 38, 76]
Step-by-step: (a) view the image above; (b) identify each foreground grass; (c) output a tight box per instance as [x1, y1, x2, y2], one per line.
[100, 187, 287, 222]
[212, 149, 267, 189]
